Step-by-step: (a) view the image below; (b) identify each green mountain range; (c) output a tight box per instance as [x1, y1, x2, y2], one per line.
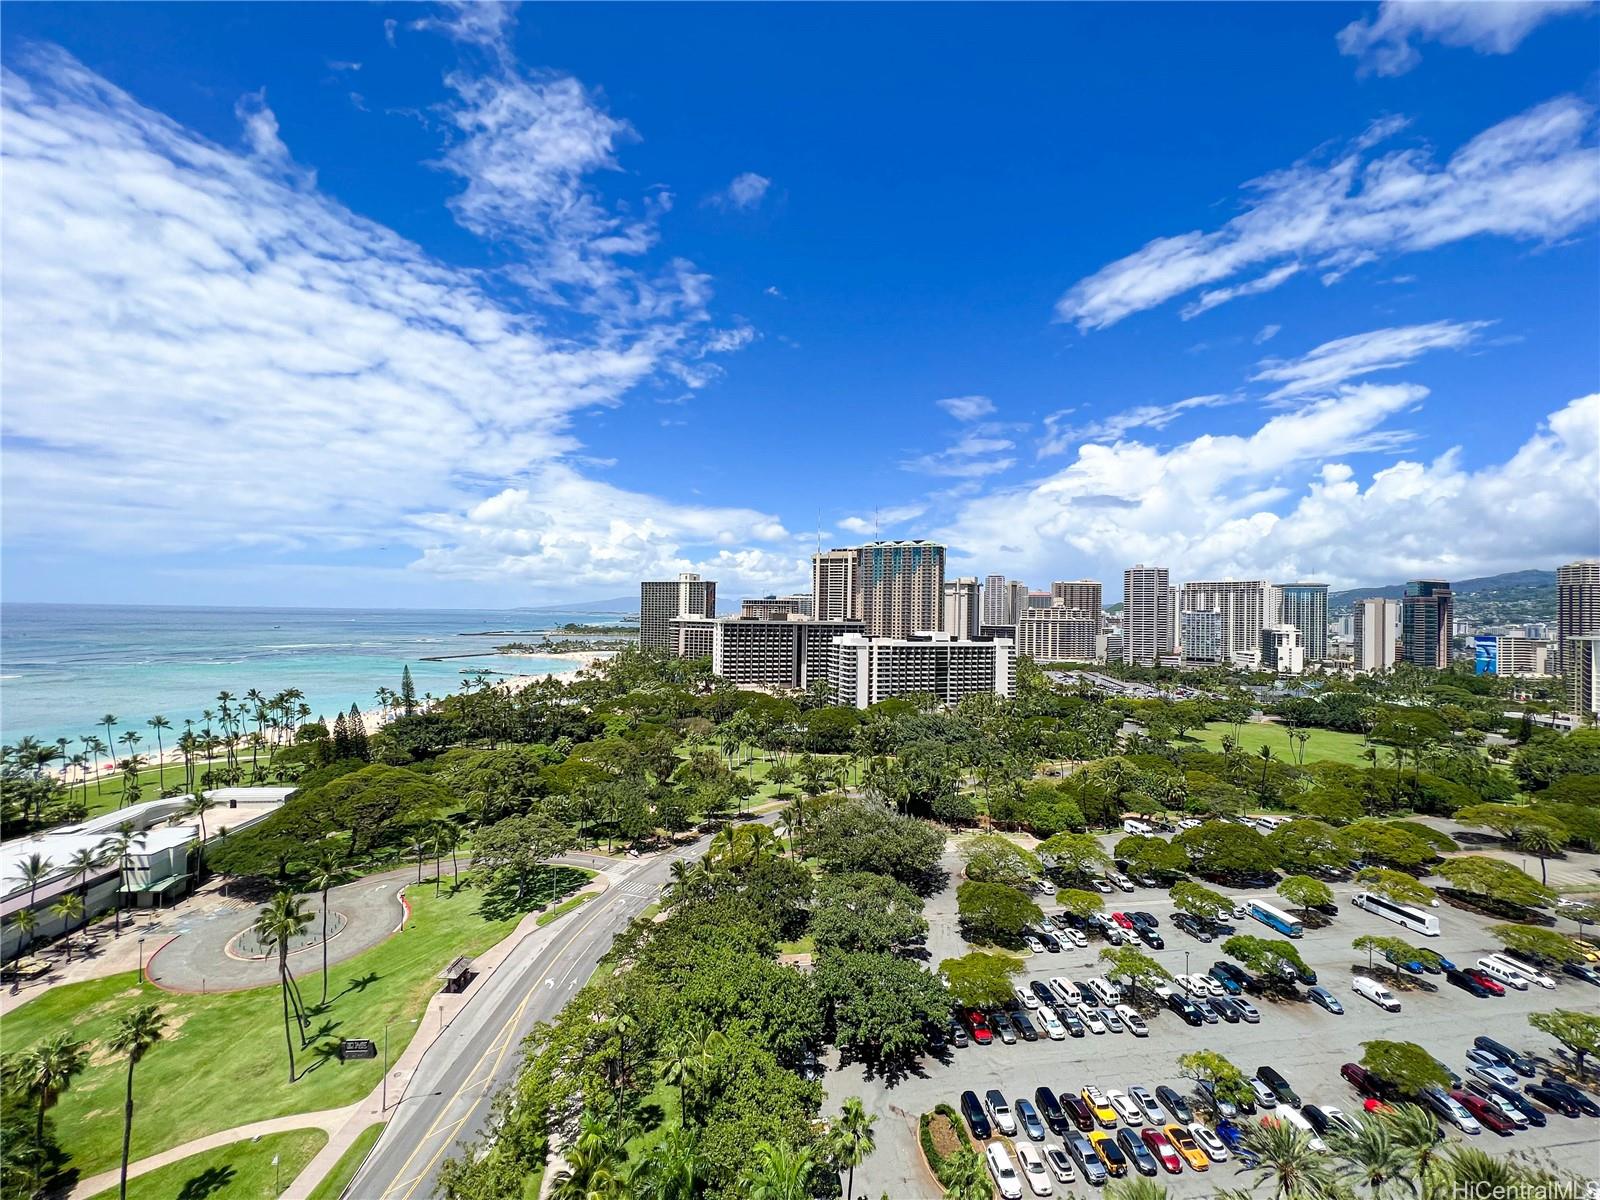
[1329, 569, 1558, 623]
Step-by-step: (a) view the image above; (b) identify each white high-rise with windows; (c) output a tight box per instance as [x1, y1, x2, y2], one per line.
[1050, 579, 1102, 615]
[942, 577, 982, 639]
[811, 550, 857, 622]
[982, 574, 1009, 626]
[1180, 579, 1270, 662]
[1353, 597, 1400, 672]
[1122, 565, 1172, 665]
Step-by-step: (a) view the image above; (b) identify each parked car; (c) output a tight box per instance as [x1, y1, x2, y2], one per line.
[1215, 1120, 1258, 1166]
[1535, 1080, 1600, 1117]
[947, 1017, 969, 1047]
[1341, 1062, 1385, 1099]
[1013, 1011, 1039, 1042]
[1446, 968, 1492, 998]
[1466, 1049, 1519, 1088]
[986, 1143, 1025, 1200]
[1083, 1087, 1120, 1128]
[1042, 1144, 1076, 1184]
[1561, 962, 1600, 987]
[1352, 976, 1401, 1011]
[1247, 1077, 1279, 1109]
[1463, 1081, 1530, 1128]
[1065, 1132, 1107, 1185]
[1384, 948, 1425, 974]
[1087, 1130, 1128, 1177]
[990, 1010, 1018, 1043]
[1023, 934, 1045, 954]
[1137, 926, 1166, 949]
[987, 1089, 1018, 1136]
[1039, 1008, 1067, 1040]
[1128, 1086, 1164, 1125]
[1524, 1082, 1585, 1117]
[1421, 1087, 1481, 1135]
[1173, 913, 1212, 942]
[1191, 997, 1220, 1024]
[1453, 1089, 1518, 1135]
[1117, 1127, 1160, 1176]
[1474, 958, 1530, 990]
[1015, 1097, 1047, 1141]
[1232, 997, 1261, 1023]
[1206, 965, 1243, 994]
[1034, 878, 1058, 896]
[1015, 1143, 1054, 1198]
[1108, 1089, 1144, 1125]
[1156, 1086, 1194, 1124]
[1196, 1080, 1238, 1119]
[965, 1009, 993, 1045]
[1112, 911, 1135, 930]
[1035, 929, 1062, 953]
[1477, 1079, 1546, 1127]
[1059, 1007, 1086, 1038]
[1166, 1124, 1211, 1171]
[1036, 1087, 1070, 1135]
[1210, 996, 1243, 1023]
[1257, 1067, 1301, 1107]
[1080, 1007, 1108, 1035]
[1027, 981, 1052, 1007]
[1062, 1093, 1097, 1132]
[1462, 968, 1507, 996]
[1050, 977, 1082, 1006]
[1132, 1126, 1184, 1177]
[1475, 1037, 1537, 1078]
[1188, 1121, 1229, 1163]
[1307, 986, 1343, 1014]
[960, 1089, 992, 1139]
[1117, 1004, 1150, 1036]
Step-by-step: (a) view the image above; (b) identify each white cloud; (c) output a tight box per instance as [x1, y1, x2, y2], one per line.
[1180, 263, 1302, 319]
[1254, 324, 1282, 345]
[902, 431, 1017, 478]
[934, 385, 1598, 590]
[1038, 395, 1237, 458]
[837, 505, 928, 536]
[1055, 95, 1600, 329]
[763, 285, 785, 298]
[1252, 320, 1489, 401]
[937, 394, 996, 421]
[0, 45, 783, 600]
[1338, 1, 1593, 76]
[709, 171, 771, 211]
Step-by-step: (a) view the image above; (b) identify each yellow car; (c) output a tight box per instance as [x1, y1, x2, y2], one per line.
[1082, 1086, 1120, 1128]
[1165, 1124, 1210, 1171]
[1087, 1130, 1128, 1177]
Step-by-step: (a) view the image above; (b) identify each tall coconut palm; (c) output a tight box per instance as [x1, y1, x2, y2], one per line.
[97, 825, 146, 937]
[8, 908, 38, 969]
[146, 716, 171, 789]
[51, 895, 85, 961]
[66, 846, 102, 916]
[253, 891, 314, 1081]
[830, 1097, 876, 1200]
[1516, 822, 1566, 885]
[1329, 1113, 1417, 1198]
[551, 1109, 621, 1200]
[939, 1147, 991, 1200]
[1381, 1103, 1448, 1190]
[1241, 1117, 1340, 1200]
[83, 735, 108, 797]
[18, 853, 53, 912]
[183, 790, 219, 877]
[100, 715, 120, 768]
[14, 1031, 87, 1189]
[739, 1139, 814, 1200]
[109, 1004, 166, 1200]
[304, 849, 345, 1005]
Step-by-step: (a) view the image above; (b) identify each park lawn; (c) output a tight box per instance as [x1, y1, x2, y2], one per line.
[85, 1129, 326, 1200]
[1187, 721, 1375, 768]
[6, 874, 585, 1181]
[535, 891, 595, 926]
[305, 1123, 382, 1200]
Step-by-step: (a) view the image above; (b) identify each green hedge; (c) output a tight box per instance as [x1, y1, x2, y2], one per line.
[918, 1103, 974, 1183]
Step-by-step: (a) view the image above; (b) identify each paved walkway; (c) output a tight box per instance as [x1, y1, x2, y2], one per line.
[57, 866, 618, 1200]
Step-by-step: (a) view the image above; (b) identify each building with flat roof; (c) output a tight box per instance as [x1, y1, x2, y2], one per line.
[741, 596, 804, 620]
[1354, 597, 1400, 672]
[1123, 565, 1172, 665]
[1180, 579, 1270, 662]
[1477, 635, 1555, 678]
[982, 574, 1009, 626]
[1015, 604, 1102, 662]
[668, 615, 715, 659]
[811, 550, 857, 622]
[853, 540, 945, 638]
[640, 573, 716, 651]
[1558, 558, 1600, 690]
[1276, 582, 1329, 663]
[1565, 633, 1600, 718]
[1260, 625, 1306, 675]
[1051, 579, 1102, 615]
[942, 577, 982, 639]
[1180, 609, 1224, 665]
[827, 631, 1014, 708]
[1401, 579, 1453, 669]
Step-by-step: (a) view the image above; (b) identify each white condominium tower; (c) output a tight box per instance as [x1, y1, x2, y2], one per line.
[1558, 559, 1600, 708]
[1122, 565, 1172, 665]
[828, 631, 1014, 708]
[853, 540, 945, 638]
[1180, 579, 1269, 662]
[982, 574, 1009, 626]
[640, 573, 716, 651]
[1050, 579, 1102, 616]
[811, 550, 857, 622]
[1015, 604, 1102, 662]
[942, 577, 982, 639]
[1353, 597, 1400, 672]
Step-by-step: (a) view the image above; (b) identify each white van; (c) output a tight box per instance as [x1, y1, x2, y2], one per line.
[1474, 958, 1530, 990]
[1352, 975, 1401, 1012]
[987, 1144, 1024, 1200]
[1122, 818, 1153, 835]
[1484, 953, 1556, 989]
[1050, 976, 1083, 1006]
[1254, 815, 1288, 831]
[1086, 976, 1122, 1006]
[1270, 1106, 1327, 1151]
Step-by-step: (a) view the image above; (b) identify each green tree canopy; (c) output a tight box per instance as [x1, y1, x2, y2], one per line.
[1169, 881, 1234, 921]
[810, 872, 929, 954]
[1220, 934, 1311, 985]
[813, 950, 950, 1066]
[1113, 834, 1189, 881]
[1097, 946, 1174, 1001]
[1360, 1040, 1450, 1097]
[1175, 820, 1278, 878]
[809, 799, 945, 892]
[1489, 924, 1588, 964]
[1176, 1049, 1254, 1109]
[1056, 887, 1106, 920]
[938, 951, 1022, 1009]
[1528, 1010, 1600, 1073]
[955, 881, 1042, 945]
[1436, 856, 1555, 909]
[1036, 831, 1111, 881]
[960, 834, 1041, 887]
[1268, 819, 1353, 875]
[1277, 874, 1334, 919]
[1352, 867, 1437, 907]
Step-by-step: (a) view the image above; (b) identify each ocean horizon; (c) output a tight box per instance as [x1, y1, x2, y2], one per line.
[0, 602, 635, 749]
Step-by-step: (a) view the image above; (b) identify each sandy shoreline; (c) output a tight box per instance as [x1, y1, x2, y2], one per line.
[55, 649, 619, 780]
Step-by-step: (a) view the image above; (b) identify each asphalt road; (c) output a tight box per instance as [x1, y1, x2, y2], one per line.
[347, 841, 705, 1200]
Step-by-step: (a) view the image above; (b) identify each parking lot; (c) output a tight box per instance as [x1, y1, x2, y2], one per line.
[825, 842, 1600, 1198]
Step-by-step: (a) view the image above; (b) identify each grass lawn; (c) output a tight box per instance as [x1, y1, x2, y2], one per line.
[535, 891, 595, 926]
[1186, 721, 1376, 768]
[304, 1124, 382, 1200]
[84, 1129, 326, 1200]
[7, 870, 586, 1182]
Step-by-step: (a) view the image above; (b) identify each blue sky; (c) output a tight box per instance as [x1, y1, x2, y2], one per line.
[2, 1, 1596, 607]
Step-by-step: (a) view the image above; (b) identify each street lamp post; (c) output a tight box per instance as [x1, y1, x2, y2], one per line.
[1184, 950, 1190, 978]
[138, 937, 147, 985]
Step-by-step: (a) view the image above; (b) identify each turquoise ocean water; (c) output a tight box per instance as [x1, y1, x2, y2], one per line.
[0, 604, 630, 748]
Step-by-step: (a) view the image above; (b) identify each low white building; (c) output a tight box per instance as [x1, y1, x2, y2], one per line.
[826, 631, 1015, 708]
[1260, 625, 1306, 675]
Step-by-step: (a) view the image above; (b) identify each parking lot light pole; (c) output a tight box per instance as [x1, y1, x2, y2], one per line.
[1184, 950, 1190, 977]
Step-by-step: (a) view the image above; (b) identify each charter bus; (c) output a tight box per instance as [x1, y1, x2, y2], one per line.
[1247, 900, 1303, 938]
[1352, 890, 1440, 937]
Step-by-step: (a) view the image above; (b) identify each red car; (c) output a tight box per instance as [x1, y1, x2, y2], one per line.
[1112, 912, 1135, 930]
[1362, 1098, 1393, 1115]
[1341, 1063, 1381, 1098]
[1140, 1127, 1183, 1173]
[1452, 1090, 1517, 1134]
[1463, 969, 1506, 997]
[965, 1009, 993, 1045]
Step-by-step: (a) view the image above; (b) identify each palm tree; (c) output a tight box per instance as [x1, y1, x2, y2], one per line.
[67, 846, 102, 915]
[100, 715, 119, 768]
[18, 853, 53, 912]
[83, 735, 109, 797]
[1256, 743, 1276, 800]
[1381, 1103, 1448, 1190]
[830, 1097, 876, 1200]
[51, 895, 85, 960]
[9, 908, 38, 968]
[13, 1032, 87, 1189]
[551, 1109, 621, 1200]
[1242, 1117, 1340, 1200]
[109, 1004, 166, 1200]
[146, 717, 171, 789]
[1516, 822, 1566, 885]
[253, 891, 315, 1081]
[97, 824, 146, 937]
[1329, 1113, 1417, 1198]
[305, 849, 344, 1004]
[739, 1139, 814, 1200]
[1106, 1180, 1174, 1200]
[183, 789, 219, 877]
[939, 1147, 991, 1200]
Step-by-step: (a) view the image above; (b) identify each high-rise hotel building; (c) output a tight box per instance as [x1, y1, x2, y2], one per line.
[1276, 582, 1330, 663]
[942, 577, 982, 639]
[1558, 559, 1600, 711]
[1401, 579, 1453, 669]
[640, 573, 716, 651]
[1050, 579, 1103, 616]
[1180, 579, 1269, 663]
[1353, 597, 1400, 672]
[1015, 604, 1102, 662]
[1123, 565, 1172, 665]
[811, 550, 857, 622]
[827, 631, 1014, 708]
[853, 540, 945, 638]
[982, 574, 1009, 626]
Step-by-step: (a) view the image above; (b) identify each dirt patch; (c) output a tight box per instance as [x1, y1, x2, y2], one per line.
[926, 1111, 962, 1162]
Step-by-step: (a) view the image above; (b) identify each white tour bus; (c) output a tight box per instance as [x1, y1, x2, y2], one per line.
[1352, 890, 1440, 937]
